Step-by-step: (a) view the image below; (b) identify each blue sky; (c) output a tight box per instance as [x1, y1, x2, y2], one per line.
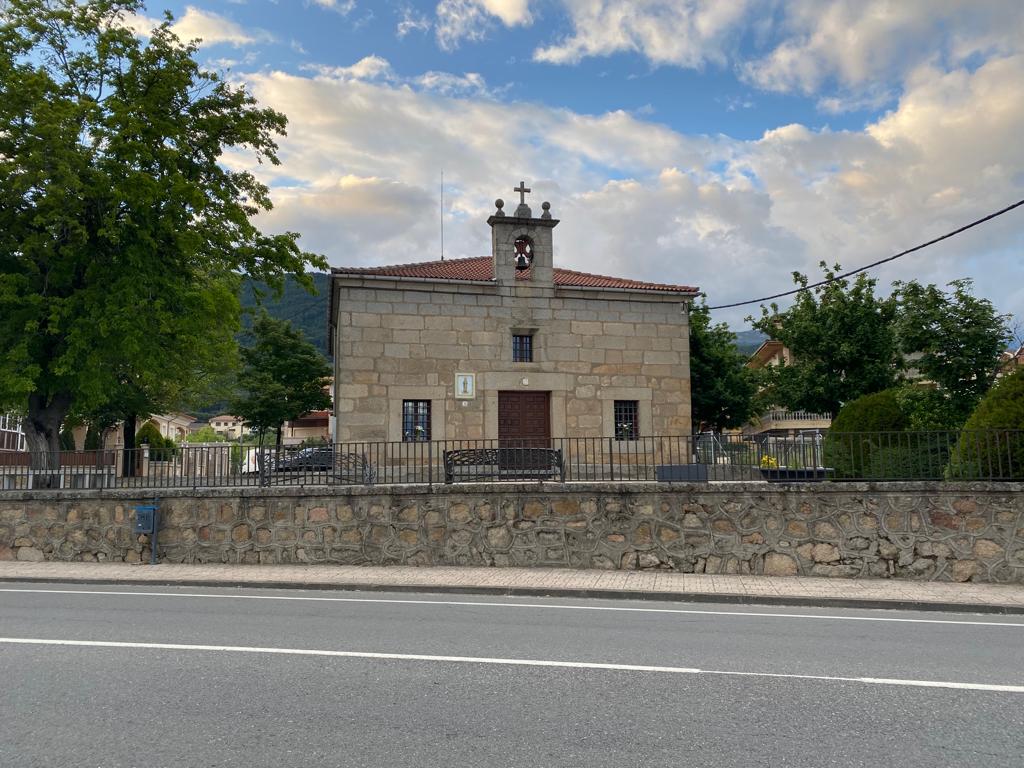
[135, 1, 1024, 330]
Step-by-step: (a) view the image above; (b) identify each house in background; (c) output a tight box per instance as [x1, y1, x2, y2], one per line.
[209, 415, 249, 440]
[743, 340, 832, 438]
[71, 412, 196, 450]
[0, 414, 26, 452]
[282, 410, 332, 446]
[329, 185, 698, 445]
[999, 344, 1024, 376]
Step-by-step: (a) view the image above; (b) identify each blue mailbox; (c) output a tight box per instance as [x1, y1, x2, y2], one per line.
[132, 503, 160, 564]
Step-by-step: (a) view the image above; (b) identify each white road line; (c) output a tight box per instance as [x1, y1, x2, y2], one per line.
[1, 636, 1021, 693]
[0, 587, 1021, 628]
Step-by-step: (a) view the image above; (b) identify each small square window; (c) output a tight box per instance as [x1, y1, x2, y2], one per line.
[512, 334, 533, 362]
[402, 400, 431, 442]
[614, 400, 639, 441]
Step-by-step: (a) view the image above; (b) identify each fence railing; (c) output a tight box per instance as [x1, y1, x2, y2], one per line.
[0, 431, 1021, 490]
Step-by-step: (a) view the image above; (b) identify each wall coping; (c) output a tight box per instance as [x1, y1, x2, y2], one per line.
[3, 480, 1022, 502]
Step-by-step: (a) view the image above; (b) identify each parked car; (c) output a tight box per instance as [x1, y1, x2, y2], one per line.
[273, 446, 333, 472]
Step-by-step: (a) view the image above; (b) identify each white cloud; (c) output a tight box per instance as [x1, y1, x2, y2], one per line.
[310, 0, 357, 14]
[534, 0, 749, 67]
[397, 7, 432, 38]
[306, 55, 396, 82]
[519, 1, 1024, 111]
[434, 0, 532, 50]
[743, 0, 1024, 96]
[127, 6, 274, 48]
[231, 55, 1024, 325]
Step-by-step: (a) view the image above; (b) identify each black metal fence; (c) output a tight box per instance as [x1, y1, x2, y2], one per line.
[1, 431, 1022, 490]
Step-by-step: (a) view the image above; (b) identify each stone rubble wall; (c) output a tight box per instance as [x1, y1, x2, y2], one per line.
[1, 482, 1022, 583]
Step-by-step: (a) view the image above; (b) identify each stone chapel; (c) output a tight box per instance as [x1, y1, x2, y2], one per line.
[329, 184, 698, 444]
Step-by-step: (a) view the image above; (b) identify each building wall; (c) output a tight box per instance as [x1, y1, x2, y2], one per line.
[2, 482, 1021, 583]
[332, 278, 692, 442]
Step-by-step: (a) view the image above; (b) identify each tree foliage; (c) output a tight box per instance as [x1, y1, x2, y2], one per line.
[893, 279, 1010, 426]
[0, 0, 324, 471]
[689, 301, 757, 431]
[750, 264, 898, 416]
[946, 369, 1024, 479]
[230, 313, 332, 450]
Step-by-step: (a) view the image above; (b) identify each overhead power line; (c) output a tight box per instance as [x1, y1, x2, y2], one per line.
[707, 197, 1024, 311]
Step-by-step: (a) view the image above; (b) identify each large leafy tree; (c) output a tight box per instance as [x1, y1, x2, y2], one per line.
[750, 263, 899, 416]
[688, 301, 757, 431]
[0, 0, 322, 471]
[230, 313, 332, 453]
[893, 278, 1010, 426]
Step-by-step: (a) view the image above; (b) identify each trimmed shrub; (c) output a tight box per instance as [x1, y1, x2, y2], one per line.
[136, 421, 177, 461]
[824, 388, 951, 479]
[946, 369, 1024, 479]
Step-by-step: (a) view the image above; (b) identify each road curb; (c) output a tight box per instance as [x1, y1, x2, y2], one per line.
[2, 574, 1021, 615]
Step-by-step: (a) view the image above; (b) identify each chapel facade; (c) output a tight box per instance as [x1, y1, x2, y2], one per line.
[329, 184, 698, 445]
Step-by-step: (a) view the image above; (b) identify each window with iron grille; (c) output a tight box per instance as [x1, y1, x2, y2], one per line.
[614, 400, 639, 441]
[402, 400, 431, 442]
[512, 334, 533, 362]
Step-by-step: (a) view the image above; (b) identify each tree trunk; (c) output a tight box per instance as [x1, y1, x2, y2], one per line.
[122, 412, 137, 477]
[24, 393, 72, 485]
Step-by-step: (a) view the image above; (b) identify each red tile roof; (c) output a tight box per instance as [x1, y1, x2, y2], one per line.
[333, 257, 698, 294]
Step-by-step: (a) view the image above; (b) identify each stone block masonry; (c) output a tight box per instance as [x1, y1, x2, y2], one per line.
[1, 482, 1022, 583]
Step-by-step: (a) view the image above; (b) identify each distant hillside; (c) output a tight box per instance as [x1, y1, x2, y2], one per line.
[733, 329, 768, 356]
[240, 272, 331, 357]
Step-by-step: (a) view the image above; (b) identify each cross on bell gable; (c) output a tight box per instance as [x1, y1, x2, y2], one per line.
[513, 180, 532, 217]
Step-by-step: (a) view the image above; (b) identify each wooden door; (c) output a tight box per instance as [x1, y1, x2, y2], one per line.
[498, 391, 551, 473]
[498, 391, 551, 444]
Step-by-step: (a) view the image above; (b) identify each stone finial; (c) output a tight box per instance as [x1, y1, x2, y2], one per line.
[541, 201, 552, 220]
[494, 198, 505, 217]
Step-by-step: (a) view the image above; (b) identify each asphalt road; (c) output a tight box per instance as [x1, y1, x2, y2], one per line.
[1, 583, 1023, 767]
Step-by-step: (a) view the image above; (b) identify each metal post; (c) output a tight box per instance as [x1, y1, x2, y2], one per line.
[151, 507, 159, 565]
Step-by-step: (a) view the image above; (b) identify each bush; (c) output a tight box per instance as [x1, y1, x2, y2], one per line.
[824, 388, 956, 479]
[946, 369, 1024, 479]
[136, 421, 177, 461]
[826, 390, 908, 478]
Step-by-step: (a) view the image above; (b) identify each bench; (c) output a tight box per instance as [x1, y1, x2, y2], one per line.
[444, 448, 565, 484]
[331, 452, 377, 485]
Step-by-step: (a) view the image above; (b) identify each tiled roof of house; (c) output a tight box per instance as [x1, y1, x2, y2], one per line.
[333, 256, 698, 294]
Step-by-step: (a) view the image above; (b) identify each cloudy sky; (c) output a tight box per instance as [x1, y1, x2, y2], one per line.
[135, 1, 1024, 327]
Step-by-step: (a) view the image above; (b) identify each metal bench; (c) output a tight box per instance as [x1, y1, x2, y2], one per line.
[443, 447, 565, 484]
[330, 451, 377, 485]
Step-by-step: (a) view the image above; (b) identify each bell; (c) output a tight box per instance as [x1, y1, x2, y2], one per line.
[514, 253, 531, 271]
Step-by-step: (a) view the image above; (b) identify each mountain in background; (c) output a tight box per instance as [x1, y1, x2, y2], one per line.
[733, 329, 768, 356]
[240, 272, 332, 357]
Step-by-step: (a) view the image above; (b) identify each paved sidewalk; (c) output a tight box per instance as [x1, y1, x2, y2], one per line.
[2, 561, 1024, 613]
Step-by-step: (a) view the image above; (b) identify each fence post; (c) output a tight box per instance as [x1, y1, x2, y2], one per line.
[428, 441, 433, 488]
[608, 437, 615, 482]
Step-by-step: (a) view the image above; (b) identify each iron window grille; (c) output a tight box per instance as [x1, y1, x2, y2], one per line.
[512, 334, 534, 362]
[614, 400, 639, 441]
[402, 400, 431, 442]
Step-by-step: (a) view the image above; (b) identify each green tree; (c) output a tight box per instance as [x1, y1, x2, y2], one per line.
[230, 313, 332, 459]
[0, 1, 323, 476]
[750, 264, 898, 416]
[186, 425, 231, 443]
[689, 301, 757, 431]
[946, 368, 1024, 479]
[893, 279, 1010, 426]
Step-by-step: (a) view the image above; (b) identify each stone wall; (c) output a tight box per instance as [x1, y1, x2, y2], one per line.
[3, 482, 1023, 582]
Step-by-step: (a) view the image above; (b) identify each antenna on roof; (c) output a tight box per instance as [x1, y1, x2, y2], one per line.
[440, 170, 445, 261]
